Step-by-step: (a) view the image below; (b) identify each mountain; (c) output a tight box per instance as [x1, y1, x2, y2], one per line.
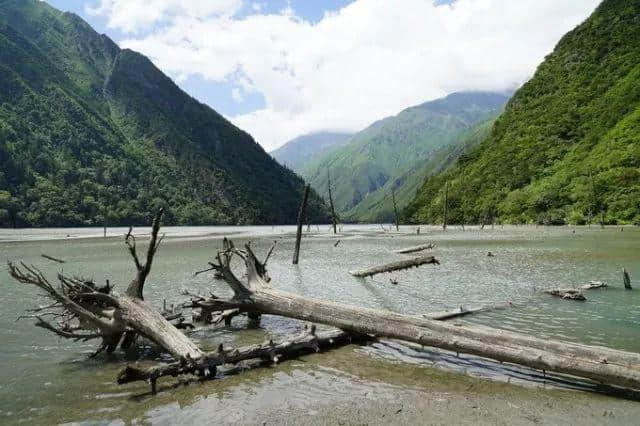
[301, 91, 509, 222]
[271, 132, 353, 172]
[406, 0, 640, 226]
[348, 119, 495, 222]
[0, 0, 327, 227]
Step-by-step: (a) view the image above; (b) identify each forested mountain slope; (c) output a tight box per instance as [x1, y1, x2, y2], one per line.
[271, 132, 353, 173]
[301, 92, 508, 222]
[406, 0, 640, 226]
[0, 0, 327, 227]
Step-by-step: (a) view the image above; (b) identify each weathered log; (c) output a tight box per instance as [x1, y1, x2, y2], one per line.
[393, 243, 435, 254]
[349, 256, 440, 278]
[581, 281, 607, 290]
[544, 289, 586, 301]
[117, 327, 362, 391]
[293, 184, 310, 265]
[7, 210, 203, 360]
[41, 254, 66, 263]
[195, 241, 640, 391]
[424, 302, 513, 320]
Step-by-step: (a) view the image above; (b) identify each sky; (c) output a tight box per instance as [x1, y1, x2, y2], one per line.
[43, 0, 601, 151]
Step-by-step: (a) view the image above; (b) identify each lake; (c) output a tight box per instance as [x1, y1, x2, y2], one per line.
[1, 225, 639, 425]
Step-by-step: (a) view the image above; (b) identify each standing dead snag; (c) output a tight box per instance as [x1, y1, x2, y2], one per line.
[392, 188, 400, 232]
[7, 209, 203, 361]
[623, 268, 632, 290]
[327, 169, 338, 234]
[293, 184, 310, 265]
[190, 239, 640, 391]
[442, 181, 448, 231]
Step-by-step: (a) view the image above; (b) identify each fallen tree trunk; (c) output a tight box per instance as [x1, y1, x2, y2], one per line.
[7, 210, 203, 361]
[424, 302, 513, 320]
[393, 243, 435, 254]
[117, 327, 363, 392]
[349, 256, 440, 278]
[193, 239, 640, 391]
[544, 289, 586, 301]
[581, 281, 607, 290]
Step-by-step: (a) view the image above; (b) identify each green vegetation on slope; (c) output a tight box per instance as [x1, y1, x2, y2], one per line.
[271, 132, 353, 172]
[351, 119, 495, 222]
[302, 92, 508, 222]
[406, 0, 640, 226]
[0, 0, 327, 227]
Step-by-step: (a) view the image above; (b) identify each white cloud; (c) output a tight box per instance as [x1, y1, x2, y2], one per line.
[231, 87, 244, 102]
[89, 0, 601, 150]
[85, 0, 243, 34]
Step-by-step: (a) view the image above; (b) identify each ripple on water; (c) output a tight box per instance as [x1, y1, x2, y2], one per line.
[0, 225, 639, 423]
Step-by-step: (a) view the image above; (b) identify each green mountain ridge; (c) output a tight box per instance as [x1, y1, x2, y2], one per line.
[406, 0, 640, 226]
[271, 131, 353, 172]
[0, 0, 328, 227]
[301, 91, 508, 222]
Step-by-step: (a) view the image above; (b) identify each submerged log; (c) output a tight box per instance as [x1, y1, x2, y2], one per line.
[192, 240, 640, 391]
[7, 210, 203, 360]
[424, 302, 513, 320]
[41, 254, 66, 263]
[393, 243, 435, 254]
[544, 289, 586, 301]
[349, 256, 440, 278]
[581, 281, 607, 290]
[117, 327, 363, 390]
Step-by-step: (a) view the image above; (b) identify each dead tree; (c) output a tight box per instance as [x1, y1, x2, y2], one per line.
[7, 209, 203, 360]
[187, 240, 640, 391]
[293, 184, 310, 265]
[393, 243, 435, 254]
[392, 188, 400, 232]
[327, 170, 338, 234]
[442, 181, 448, 231]
[349, 256, 440, 278]
[624, 268, 632, 290]
[117, 327, 367, 390]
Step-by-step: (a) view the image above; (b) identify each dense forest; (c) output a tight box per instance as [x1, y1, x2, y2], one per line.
[301, 92, 508, 223]
[405, 0, 640, 226]
[0, 0, 328, 227]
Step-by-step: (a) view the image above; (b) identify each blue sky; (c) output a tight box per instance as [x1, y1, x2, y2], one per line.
[42, 1, 598, 150]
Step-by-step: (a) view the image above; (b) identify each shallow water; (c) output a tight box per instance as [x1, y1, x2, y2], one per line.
[0, 225, 639, 424]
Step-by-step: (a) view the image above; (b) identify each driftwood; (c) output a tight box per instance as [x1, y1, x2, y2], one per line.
[117, 327, 365, 391]
[424, 302, 513, 320]
[293, 184, 310, 265]
[41, 254, 66, 263]
[187, 240, 640, 391]
[544, 289, 586, 301]
[581, 281, 607, 290]
[7, 210, 203, 360]
[349, 256, 440, 278]
[393, 243, 435, 254]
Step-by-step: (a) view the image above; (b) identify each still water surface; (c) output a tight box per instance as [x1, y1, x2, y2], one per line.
[0, 225, 639, 424]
